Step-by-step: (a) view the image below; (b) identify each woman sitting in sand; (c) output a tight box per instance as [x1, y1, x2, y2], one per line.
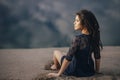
[46, 9, 103, 77]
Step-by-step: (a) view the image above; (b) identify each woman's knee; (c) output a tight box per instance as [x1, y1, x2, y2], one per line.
[53, 50, 63, 59]
[53, 50, 61, 56]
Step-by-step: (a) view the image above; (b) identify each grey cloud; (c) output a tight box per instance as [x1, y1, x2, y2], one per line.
[0, 0, 120, 48]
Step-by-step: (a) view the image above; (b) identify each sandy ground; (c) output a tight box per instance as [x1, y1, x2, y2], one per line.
[0, 46, 120, 80]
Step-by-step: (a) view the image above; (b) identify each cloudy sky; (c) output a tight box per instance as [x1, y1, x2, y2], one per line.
[0, 0, 120, 48]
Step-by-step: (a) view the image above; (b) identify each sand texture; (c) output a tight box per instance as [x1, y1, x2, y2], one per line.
[0, 46, 120, 80]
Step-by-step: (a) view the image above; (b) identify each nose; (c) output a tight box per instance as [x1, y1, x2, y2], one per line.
[74, 21, 75, 25]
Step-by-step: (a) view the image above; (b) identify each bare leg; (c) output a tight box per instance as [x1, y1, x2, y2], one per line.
[51, 50, 64, 70]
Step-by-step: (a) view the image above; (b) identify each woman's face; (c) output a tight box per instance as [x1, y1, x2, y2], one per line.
[74, 15, 83, 31]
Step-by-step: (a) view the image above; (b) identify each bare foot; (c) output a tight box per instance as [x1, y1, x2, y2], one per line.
[51, 64, 57, 70]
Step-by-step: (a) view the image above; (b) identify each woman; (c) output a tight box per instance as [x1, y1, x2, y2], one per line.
[47, 9, 103, 77]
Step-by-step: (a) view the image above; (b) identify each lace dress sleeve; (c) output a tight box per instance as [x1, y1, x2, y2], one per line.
[65, 36, 80, 61]
[93, 47, 101, 59]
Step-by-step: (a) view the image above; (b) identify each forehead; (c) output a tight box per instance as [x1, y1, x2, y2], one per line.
[75, 15, 81, 20]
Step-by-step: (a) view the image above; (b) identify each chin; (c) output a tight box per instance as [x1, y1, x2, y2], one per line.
[74, 28, 79, 31]
[74, 27, 77, 30]
[74, 27, 79, 30]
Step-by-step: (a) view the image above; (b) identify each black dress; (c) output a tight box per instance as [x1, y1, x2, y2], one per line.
[61, 34, 101, 77]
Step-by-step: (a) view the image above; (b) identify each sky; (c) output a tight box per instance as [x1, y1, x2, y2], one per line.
[0, 0, 120, 48]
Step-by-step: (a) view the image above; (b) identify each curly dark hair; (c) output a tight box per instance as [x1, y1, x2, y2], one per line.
[76, 9, 103, 52]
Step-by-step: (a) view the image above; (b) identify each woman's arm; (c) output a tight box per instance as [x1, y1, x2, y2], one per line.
[95, 59, 101, 73]
[93, 46, 101, 73]
[58, 58, 70, 76]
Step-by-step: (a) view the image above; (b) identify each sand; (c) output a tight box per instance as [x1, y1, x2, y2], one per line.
[0, 46, 120, 80]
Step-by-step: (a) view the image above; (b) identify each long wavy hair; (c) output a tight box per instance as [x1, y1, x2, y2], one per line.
[76, 9, 103, 52]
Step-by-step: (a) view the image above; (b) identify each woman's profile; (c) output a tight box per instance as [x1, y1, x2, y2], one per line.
[46, 9, 103, 77]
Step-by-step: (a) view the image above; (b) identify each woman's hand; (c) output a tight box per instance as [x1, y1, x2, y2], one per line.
[47, 73, 60, 77]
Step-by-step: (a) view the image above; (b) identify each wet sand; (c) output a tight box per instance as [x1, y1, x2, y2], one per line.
[0, 46, 120, 80]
